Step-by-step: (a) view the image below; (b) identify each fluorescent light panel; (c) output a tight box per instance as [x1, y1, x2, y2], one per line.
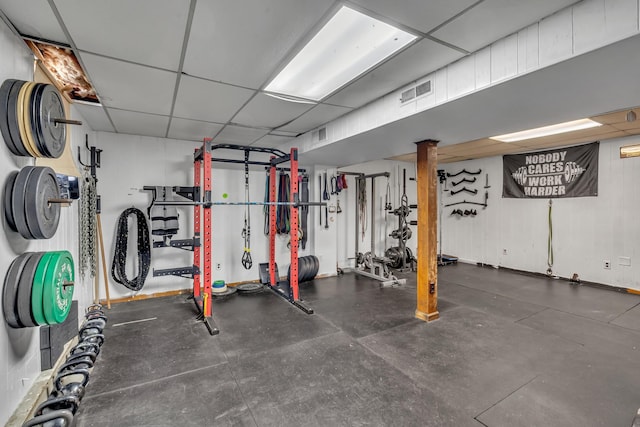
[490, 118, 603, 143]
[265, 6, 417, 101]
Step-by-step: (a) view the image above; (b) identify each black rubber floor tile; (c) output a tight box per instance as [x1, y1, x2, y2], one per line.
[76, 364, 255, 427]
[359, 306, 581, 415]
[298, 272, 398, 302]
[518, 307, 640, 351]
[211, 290, 338, 361]
[439, 280, 546, 321]
[87, 299, 227, 394]
[477, 345, 640, 427]
[440, 263, 640, 322]
[230, 332, 478, 427]
[611, 302, 640, 332]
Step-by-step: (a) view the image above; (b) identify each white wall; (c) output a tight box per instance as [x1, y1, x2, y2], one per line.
[0, 20, 95, 425]
[439, 137, 640, 291]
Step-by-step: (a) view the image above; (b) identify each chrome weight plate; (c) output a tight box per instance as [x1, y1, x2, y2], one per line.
[25, 166, 61, 239]
[4, 170, 18, 231]
[37, 85, 66, 158]
[0, 79, 22, 155]
[6, 80, 30, 156]
[11, 166, 36, 239]
[3, 253, 31, 328]
[17, 252, 44, 327]
[42, 251, 74, 324]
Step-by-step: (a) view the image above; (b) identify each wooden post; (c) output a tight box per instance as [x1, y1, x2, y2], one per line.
[415, 139, 439, 322]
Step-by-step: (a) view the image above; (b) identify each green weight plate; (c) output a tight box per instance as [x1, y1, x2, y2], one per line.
[32, 252, 54, 325]
[3, 253, 32, 328]
[0, 79, 22, 155]
[37, 85, 66, 159]
[11, 166, 36, 239]
[25, 166, 61, 239]
[5, 80, 29, 156]
[4, 170, 18, 232]
[42, 251, 74, 325]
[16, 252, 43, 327]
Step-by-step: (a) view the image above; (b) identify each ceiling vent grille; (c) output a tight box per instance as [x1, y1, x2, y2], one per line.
[400, 79, 432, 104]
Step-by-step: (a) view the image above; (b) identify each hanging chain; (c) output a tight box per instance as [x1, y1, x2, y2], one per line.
[79, 170, 97, 279]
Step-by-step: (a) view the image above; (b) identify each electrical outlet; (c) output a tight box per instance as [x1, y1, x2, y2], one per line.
[216, 263, 222, 271]
[603, 260, 611, 269]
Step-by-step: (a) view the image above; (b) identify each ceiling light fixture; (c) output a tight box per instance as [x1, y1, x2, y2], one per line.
[265, 6, 417, 102]
[264, 92, 317, 105]
[620, 144, 640, 158]
[490, 118, 603, 143]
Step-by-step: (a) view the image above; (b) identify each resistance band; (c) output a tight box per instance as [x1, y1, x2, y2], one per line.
[300, 174, 309, 249]
[241, 151, 252, 270]
[277, 172, 290, 234]
[263, 171, 270, 235]
[547, 199, 553, 275]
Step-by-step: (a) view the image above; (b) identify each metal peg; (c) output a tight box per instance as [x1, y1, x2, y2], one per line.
[54, 118, 83, 126]
[48, 198, 73, 205]
[63, 281, 75, 289]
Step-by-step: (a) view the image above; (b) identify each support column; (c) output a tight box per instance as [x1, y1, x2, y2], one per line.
[415, 139, 439, 322]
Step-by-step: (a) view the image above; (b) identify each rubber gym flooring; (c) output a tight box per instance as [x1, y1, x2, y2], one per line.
[75, 263, 640, 426]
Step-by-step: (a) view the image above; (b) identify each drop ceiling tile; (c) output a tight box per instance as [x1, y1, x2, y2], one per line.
[252, 134, 295, 148]
[215, 125, 269, 145]
[351, 0, 478, 33]
[54, 0, 190, 70]
[233, 93, 315, 128]
[326, 38, 464, 108]
[109, 109, 169, 138]
[167, 118, 224, 142]
[278, 104, 352, 134]
[173, 75, 255, 123]
[431, 0, 577, 53]
[79, 52, 176, 115]
[0, 0, 68, 43]
[73, 104, 114, 132]
[183, 0, 334, 88]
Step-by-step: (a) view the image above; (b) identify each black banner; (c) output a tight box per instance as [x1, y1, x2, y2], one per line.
[503, 142, 599, 198]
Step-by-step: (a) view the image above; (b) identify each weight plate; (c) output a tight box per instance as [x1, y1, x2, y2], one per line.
[3, 253, 32, 328]
[236, 283, 264, 294]
[25, 166, 61, 239]
[17, 82, 39, 157]
[310, 255, 319, 281]
[6, 80, 29, 156]
[300, 256, 311, 282]
[16, 252, 43, 327]
[31, 84, 50, 157]
[32, 252, 53, 325]
[11, 166, 36, 239]
[4, 170, 18, 231]
[210, 286, 237, 298]
[23, 82, 42, 157]
[37, 84, 66, 159]
[0, 79, 22, 155]
[42, 251, 74, 324]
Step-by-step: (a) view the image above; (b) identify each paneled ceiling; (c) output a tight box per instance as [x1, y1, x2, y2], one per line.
[0, 0, 635, 165]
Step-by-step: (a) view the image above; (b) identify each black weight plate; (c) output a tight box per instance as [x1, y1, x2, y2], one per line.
[3, 253, 32, 328]
[311, 255, 319, 280]
[25, 166, 61, 239]
[12, 166, 36, 239]
[210, 286, 237, 298]
[16, 252, 43, 327]
[0, 79, 22, 155]
[37, 85, 66, 158]
[236, 283, 264, 294]
[300, 256, 311, 282]
[31, 84, 50, 157]
[6, 80, 29, 156]
[4, 170, 18, 231]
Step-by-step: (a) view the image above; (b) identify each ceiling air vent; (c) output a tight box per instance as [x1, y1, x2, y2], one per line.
[400, 87, 416, 103]
[416, 80, 431, 97]
[318, 127, 327, 141]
